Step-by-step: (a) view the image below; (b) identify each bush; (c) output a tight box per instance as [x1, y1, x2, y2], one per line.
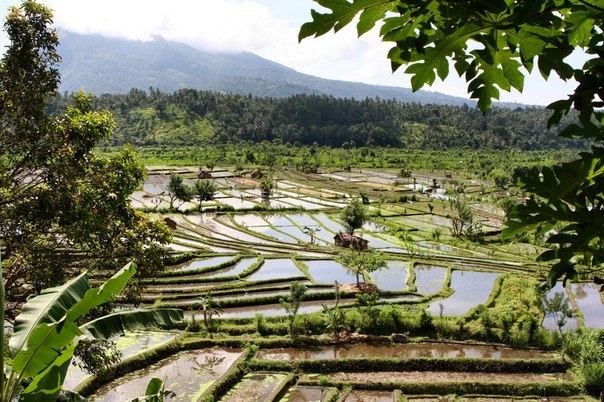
[566, 328, 604, 366]
[255, 313, 269, 336]
[583, 363, 604, 396]
[419, 309, 434, 331]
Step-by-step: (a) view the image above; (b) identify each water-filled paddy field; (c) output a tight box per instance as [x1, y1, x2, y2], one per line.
[85, 167, 604, 400]
[90, 348, 243, 401]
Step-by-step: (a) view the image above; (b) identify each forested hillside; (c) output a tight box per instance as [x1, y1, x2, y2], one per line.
[49, 89, 581, 150]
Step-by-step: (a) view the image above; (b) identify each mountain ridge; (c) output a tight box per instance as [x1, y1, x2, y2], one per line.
[57, 31, 483, 107]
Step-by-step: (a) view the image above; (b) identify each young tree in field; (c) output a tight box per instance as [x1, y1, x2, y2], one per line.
[543, 291, 575, 337]
[341, 198, 368, 234]
[0, 1, 171, 310]
[166, 173, 192, 211]
[300, 0, 604, 286]
[259, 175, 275, 199]
[449, 198, 473, 238]
[193, 179, 217, 212]
[340, 249, 386, 288]
[196, 292, 222, 331]
[280, 281, 308, 337]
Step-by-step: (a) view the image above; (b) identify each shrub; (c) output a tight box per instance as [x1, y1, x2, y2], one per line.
[419, 309, 434, 332]
[255, 313, 269, 336]
[583, 363, 604, 396]
[565, 328, 604, 366]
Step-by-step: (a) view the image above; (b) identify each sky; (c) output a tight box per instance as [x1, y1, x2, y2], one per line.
[0, 0, 583, 105]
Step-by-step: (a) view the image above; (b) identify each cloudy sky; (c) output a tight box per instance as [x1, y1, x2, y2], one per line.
[0, 0, 581, 105]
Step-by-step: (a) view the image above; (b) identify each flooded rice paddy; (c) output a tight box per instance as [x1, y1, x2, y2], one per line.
[136, 171, 601, 329]
[90, 348, 243, 401]
[428, 270, 500, 316]
[255, 342, 558, 360]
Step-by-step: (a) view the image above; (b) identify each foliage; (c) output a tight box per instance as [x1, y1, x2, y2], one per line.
[126, 377, 176, 402]
[259, 175, 275, 199]
[3, 262, 183, 402]
[449, 198, 474, 238]
[52, 89, 582, 151]
[0, 1, 171, 310]
[340, 198, 368, 234]
[72, 338, 121, 375]
[565, 328, 604, 366]
[582, 363, 604, 397]
[543, 291, 575, 336]
[195, 292, 222, 332]
[193, 179, 217, 212]
[299, 0, 604, 287]
[340, 249, 386, 287]
[280, 281, 308, 337]
[166, 173, 192, 211]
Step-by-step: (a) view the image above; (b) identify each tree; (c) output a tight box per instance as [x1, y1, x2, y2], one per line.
[193, 179, 217, 212]
[166, 173, 192, 211]
[259, 175, 275, 199]
[449, 198, 474, 238]
[196, 292, 222, 331]
[340, 249, 386, 287]
[0, 1, 171, 310]
[300, 0, 604, 286]
[543, 291, 575, 337]
[2, 262, 183, 402]
[340, 198, 367, 234]
[280, 281, 307, 337]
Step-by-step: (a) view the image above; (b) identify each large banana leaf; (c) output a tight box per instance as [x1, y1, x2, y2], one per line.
[6, 263, 136, 402]
[9, 263, 136, 381]
[81, 308, 184, 340]
[6, 261, 184, 402]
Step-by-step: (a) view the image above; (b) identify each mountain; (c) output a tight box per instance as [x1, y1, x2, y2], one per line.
[57, 31, 477, 106]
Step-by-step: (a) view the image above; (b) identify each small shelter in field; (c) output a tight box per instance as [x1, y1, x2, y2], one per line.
[197, 169, 213, 179]
[163, 217, 177, 231]
[250, 169, 264, 179]
[334, 232, 368, 251]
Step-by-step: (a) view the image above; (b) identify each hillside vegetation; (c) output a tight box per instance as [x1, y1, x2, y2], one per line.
[49, 89, 582, 150]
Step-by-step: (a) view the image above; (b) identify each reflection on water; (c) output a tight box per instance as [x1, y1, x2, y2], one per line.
[204, 258, 257, 278]
[283, 386, 323, 402]
[255, 343, 558, 361]
[244, 258, 303, 281]
[372, 260, 408, 291]
[222, 373, 287, 402]
[171, 256, 234, 273]
[414, 264, 447, 295]
[428, 270, 499, 316]
[344, 390, 394, 402]
[570, 282, 603, 329]
[90, 348, 242, 401]
[305, 260, 357, 285]
[543, 283, 578, 331]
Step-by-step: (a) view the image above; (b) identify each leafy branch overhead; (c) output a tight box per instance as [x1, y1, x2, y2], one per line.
[302, 0, 604, 286]
[300, 0, 599, 114]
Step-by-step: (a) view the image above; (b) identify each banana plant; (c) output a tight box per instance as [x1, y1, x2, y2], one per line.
[2, 262, 183, 402]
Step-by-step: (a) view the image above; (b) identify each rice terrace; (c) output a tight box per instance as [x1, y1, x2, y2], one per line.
[3, 1, 604, 401]
[70, 162, 603, 401]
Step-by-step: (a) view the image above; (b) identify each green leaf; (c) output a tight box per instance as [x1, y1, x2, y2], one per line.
[9, 263, 136, 401]
[299, 0, 393, 41]
[358, 3, 395, 36]
[81, 309, 184, 340]
[20, 342, 75, 401]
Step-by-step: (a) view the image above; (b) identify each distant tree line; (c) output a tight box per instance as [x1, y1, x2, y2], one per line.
[48, 88, 583, 150]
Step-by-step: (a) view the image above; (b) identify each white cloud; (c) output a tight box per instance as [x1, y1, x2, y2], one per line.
[0, 0, 581, 105]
